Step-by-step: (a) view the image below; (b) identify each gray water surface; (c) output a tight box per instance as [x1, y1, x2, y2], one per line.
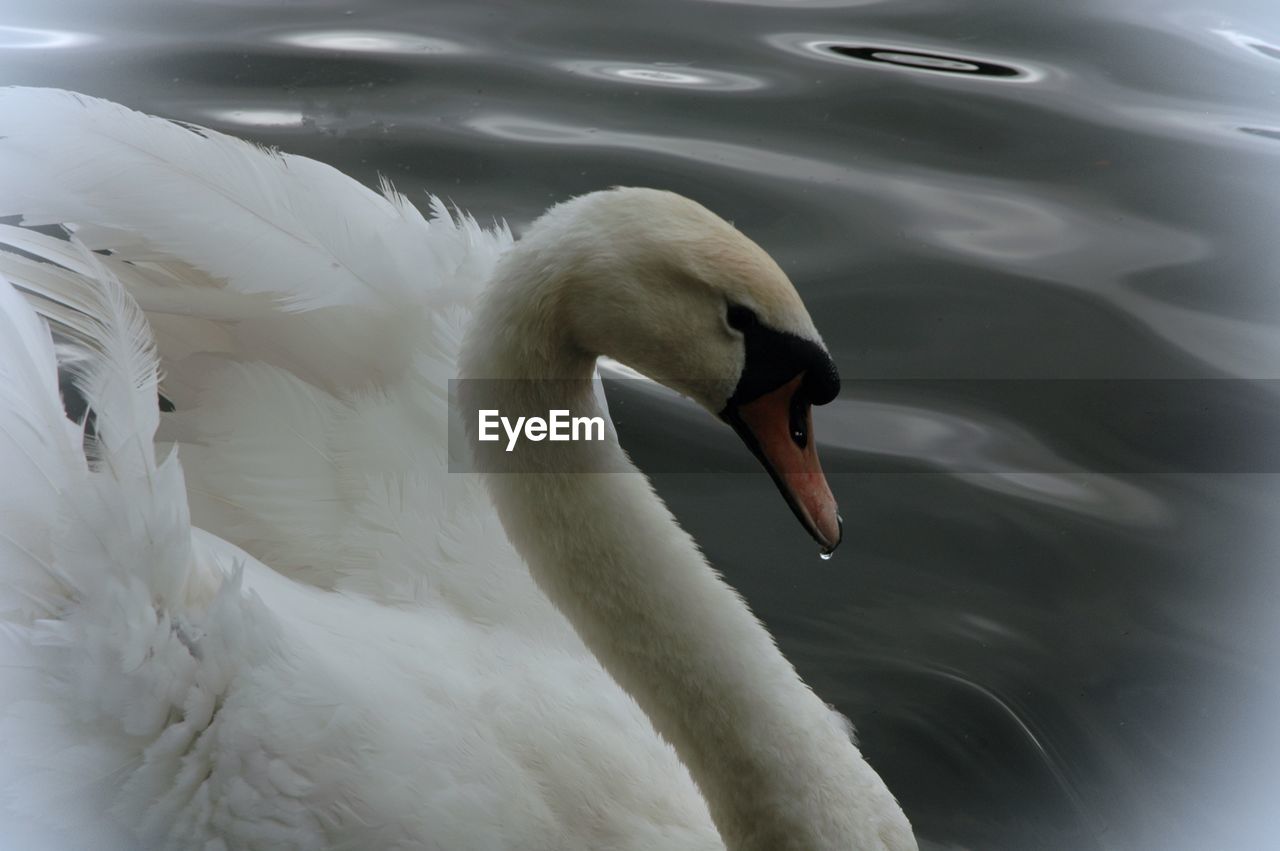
[4, 1, 1279, 848]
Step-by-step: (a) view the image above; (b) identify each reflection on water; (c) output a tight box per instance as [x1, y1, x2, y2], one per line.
[824, 44, 1025, 79]
[0, 24, 96, 50]
[200, 107, 306, 128]
[271, 30, 466, 56]
[3, 0, 1278, 847]
[1212, 28, 1280, 62]
[766, 33, 1045, 82]
[556, 60, 766, 91]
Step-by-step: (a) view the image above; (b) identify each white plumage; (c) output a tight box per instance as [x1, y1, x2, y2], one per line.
[0, 88, 914, 851]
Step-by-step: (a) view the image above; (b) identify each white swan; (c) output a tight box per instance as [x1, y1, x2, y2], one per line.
[0, 88, 915, 851]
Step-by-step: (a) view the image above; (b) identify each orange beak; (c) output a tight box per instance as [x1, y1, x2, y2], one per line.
[723, 374, 842, 554]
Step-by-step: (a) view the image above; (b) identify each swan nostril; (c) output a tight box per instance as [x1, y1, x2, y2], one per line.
[788, 389, 810, 449]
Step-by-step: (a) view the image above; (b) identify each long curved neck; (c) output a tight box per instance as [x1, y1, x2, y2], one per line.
[459, 249, 906, 851]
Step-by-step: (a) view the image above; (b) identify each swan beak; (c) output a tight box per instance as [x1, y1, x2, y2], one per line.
[722, 374, 842, 553]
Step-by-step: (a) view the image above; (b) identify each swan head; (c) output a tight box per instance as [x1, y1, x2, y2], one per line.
[525, 187, 843, 552]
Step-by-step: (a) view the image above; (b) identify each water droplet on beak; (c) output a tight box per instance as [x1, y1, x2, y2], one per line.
[818, 515, 842, 560]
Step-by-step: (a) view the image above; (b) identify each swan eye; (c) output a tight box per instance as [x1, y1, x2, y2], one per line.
[726, 303, 757, 331]
[789, 389, 809, 449]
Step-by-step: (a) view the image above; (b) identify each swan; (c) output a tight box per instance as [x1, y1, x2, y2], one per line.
[0, 88, 916, 851]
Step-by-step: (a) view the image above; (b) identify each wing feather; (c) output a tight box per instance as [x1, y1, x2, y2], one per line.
[0, 87, 465, 312]
[0, 269, 287, 847]
[0, 87, 530, 608]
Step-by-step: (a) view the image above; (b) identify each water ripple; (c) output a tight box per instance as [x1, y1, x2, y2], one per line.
[824, 398, 1170, 525]
[555, 60, 765, 91]
[767, 33, 1043, 83]
[271, 29, 465, 57]
[1240, 126, 1280, 141]
[199, 107, 306, 128]
[464, 112, 1280, 377]
[827, 45, 1023, 79]
[1212, 28, 1280, 62]
[693, 0, 886, 6]
[0, 25, 97, 50]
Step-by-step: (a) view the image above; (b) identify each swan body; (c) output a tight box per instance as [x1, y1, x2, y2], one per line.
[0, 88, 915, 850]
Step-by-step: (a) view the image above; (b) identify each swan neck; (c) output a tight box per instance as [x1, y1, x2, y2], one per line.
[459, 244, 908, 851]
